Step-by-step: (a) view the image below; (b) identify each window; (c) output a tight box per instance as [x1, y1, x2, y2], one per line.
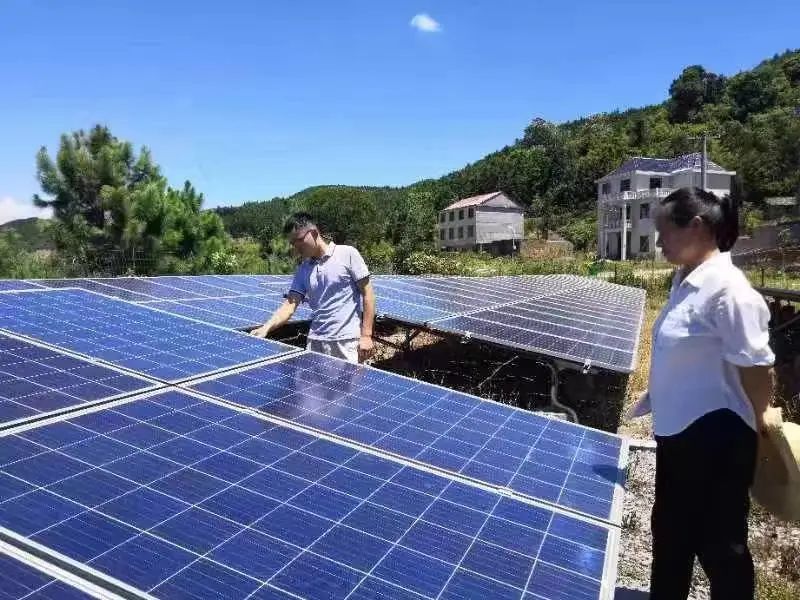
[649, 177, 662, 189]
[448, 211, 455, 222]
[448, 228, 454, 240]
[439, 229, 445, 240]
[440, 213, 445, 223]
[459, 209, 465, 220]
[640, 203, 650, 219]
[468, 208, 474, 218]
[640, 235, 650, 253]
[601, 182, 611, 195]
[458, 226, 464, 239]
[625, 204, 631, 220]
[620, 179, 631, 192]
[467, 225, 475, 238]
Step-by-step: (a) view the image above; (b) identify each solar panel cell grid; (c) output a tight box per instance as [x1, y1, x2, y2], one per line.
[34, 279, 156, 302]
[88, 278, 207, 300]
[0, 289, 295, 382]
[0, 281, 43, 292]
[0, 552, 94, 599]
[0, 334, 155, 428]
[189, 352, 625, 521]
[144, 301, 255, 330]
[434, 316, 635, 373]
[0, 392, 612, 600]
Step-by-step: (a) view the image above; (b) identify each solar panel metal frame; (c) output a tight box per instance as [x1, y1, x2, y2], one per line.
[0, 388, 623, 600]
[0, 331, 162, 432]
[0, 539, 116, 599]
[0, 287, 302, 385]
[185, 350, 631, 527]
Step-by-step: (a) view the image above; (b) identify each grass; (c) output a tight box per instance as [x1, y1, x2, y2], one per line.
[618, 294, 663, 439]
[757, 575, 800, 600]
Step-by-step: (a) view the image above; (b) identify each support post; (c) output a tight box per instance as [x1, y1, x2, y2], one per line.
[620, 203, 628, 261]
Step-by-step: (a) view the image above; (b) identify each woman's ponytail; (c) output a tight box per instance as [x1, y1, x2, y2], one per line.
[716, 194, 739, 252]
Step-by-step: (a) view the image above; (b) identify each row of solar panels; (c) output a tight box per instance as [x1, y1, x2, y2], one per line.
[0, 287, 627, 599]
[2, 274, 646, 373]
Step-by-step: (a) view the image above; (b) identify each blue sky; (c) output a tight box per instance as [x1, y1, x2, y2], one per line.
[1, 0, 798, 223]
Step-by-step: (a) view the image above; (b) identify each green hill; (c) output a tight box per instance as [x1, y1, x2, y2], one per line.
[0, 217, 54, 252]
[215, 48, 800, 254]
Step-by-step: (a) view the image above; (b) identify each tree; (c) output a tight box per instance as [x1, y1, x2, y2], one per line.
[33, 125, 227, 274]
[299, 187, 382, 249]
[667, 66, 727, 123]
[391, 189, 437, 266]
[726, 67, 783, 122]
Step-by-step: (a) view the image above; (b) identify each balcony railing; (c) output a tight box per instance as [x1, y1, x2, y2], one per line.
[599, 187, 674, 204]
[603, 219, 632, 230]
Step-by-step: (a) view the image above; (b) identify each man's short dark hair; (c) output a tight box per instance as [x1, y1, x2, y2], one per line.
[283, 212, 317, 236]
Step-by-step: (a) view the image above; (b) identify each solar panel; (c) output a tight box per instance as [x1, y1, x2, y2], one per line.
[143, 295, 312, 330]
[0, 390, 617, 600]
[189, 352, 627, 522]
[144, 301, 257, 330]
[370, 275, 605, 329]
[0, 280, 43, 292]
[88, 277, 208, 300]
[0, 550, 95, 599]
[33, 279, 157, 302]
[0, 333, 157, 429]
[0, 289, 297, 383]
[429, 279, 646, 373]
[25, 275, 645, 375]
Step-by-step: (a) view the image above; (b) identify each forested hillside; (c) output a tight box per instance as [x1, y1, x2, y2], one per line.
[216, 49, 800, 258]
[4, 49, 798, 278]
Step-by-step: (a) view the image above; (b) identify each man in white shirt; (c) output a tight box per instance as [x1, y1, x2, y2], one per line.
[251, 213, 376, 364]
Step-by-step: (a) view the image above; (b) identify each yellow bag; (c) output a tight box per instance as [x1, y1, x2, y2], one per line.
[750, 405, 800, 521]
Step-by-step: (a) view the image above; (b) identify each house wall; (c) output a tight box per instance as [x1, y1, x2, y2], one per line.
[438, 193, 524, 250]
[438, 206, 476, 249]
[475, 207, 524, 245]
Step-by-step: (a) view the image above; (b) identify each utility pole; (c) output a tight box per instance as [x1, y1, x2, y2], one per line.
[701, 133, 707, 192]
[688, 131, 719, 191]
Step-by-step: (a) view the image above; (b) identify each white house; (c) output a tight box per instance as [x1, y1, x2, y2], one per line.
[596, 152, 736, 260]
[437, 191, 525, 254]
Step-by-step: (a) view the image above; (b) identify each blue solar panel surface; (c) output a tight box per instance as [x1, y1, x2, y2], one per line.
[0, 391, 613, 600]
[0, 334, 155, 429]
[144, 295, 312, 330]
[34, 276, 310, 329]
[191, 352, 625, 521]
[33, 279, 156, 302]
[430, 281, 645, 373]
[0, 281, 43, 292]
[0, 552, 93, 599]
[28, 275, 644, 375]
[0, 289, 296, 382]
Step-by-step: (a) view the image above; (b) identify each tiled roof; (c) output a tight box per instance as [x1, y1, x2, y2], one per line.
[443, 192, 503, 211]
[604, 152, 730, 178]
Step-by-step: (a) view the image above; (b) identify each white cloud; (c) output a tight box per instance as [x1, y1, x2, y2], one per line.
[0, 196, 52, 226]
[410, 13, 441, 33]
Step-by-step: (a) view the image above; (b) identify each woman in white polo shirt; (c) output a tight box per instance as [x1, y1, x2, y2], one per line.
[645, 187, 775, 599]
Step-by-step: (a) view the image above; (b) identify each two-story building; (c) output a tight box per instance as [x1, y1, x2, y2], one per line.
[596, 152, 736, 260]
[437, 191, 525, 255]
